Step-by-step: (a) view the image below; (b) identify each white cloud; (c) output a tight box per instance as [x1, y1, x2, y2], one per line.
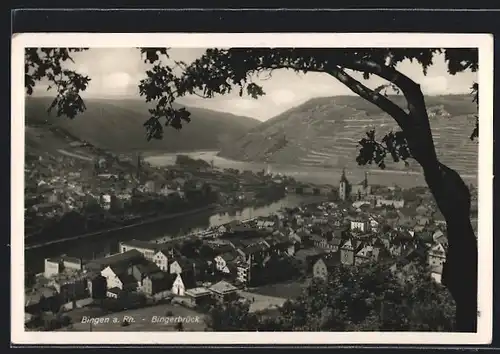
[102, 72, 132, 91]
[421, 76, 449, 95]
[269, 89, 296, 105]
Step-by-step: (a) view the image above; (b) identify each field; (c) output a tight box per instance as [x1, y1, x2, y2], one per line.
[63, 303, 206, 332]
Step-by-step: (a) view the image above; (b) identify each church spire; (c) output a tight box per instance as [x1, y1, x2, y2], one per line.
[363, 171, 368, 188]
[340, 168, 348, 183]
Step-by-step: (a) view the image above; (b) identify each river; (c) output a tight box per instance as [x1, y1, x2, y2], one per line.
[27, 149, 475, 274]
[144, 151, 477, 188]
[25, 194, 314, 274]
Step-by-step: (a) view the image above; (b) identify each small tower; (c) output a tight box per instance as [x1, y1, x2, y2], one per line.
[362, 171, 369, 188]
[339, 168, 351, 201]
[361, 171, 371, 196]
[136, 153, 142, 178]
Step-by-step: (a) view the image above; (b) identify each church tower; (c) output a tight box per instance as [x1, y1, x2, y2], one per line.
[362, 171, 368, 188]
[339, 168, 351, 201]
[136, 153, 142, 179]
[362, 171, 371, 196]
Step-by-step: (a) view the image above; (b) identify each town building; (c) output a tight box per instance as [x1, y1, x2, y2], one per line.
[100, 265, 138, 294]
[84, 249, 144, 273]
[43, 255, 84, 279]
[46, 272, 89, 303]
[142, 272, 175, 298]
[184, 287, 213, 307]
[153, 250, 169, 271]
[350, 219, 370, 232]
[208, 280, 240, 303]
[119, 240, 161, 262]
[376, 199, 405, 209]
[354, 245, 380, 265]
[428, 243, 447, 284]
[87, 274, 107, 299]
[339, 170, 371, 201]
[236, 262, 251, 284]
[351, 172, 372, 200]
[340, 239, 363, 266]
[171, 273, 187, 296]
[312, 255, 339, 281]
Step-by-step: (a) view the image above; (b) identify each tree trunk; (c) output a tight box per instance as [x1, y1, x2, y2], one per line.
[325, 61, 478, 331]
[424, 163, 478, 332]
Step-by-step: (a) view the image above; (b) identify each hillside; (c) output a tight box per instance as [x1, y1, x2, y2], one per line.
[25, 97, 260, 153]
[218, 95, 478, 176]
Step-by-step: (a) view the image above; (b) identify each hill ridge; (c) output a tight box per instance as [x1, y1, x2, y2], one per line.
[218, 94, 478, 176]
[25, 96, 261, 153]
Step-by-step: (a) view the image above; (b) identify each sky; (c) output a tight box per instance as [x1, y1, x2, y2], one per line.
[31, 48, 478, 121]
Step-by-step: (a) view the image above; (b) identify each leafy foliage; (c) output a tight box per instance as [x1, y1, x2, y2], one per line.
[139, 48, 192, 140]
[205, 301, 260, 331]
[470, 82, 479, 141]
[206, 263, 456, 332]
[273, 263, 455, 331]
[356, 130, 412, 169]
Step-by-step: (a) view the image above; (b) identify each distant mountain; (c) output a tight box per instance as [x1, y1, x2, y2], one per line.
[25, 96, 260, 153]
[218, 95, 478, 176]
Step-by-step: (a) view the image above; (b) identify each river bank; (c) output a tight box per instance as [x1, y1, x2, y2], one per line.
[25, 204, 218, 251]
[25, 194, 311, 274]
[145, 151, 477, 188]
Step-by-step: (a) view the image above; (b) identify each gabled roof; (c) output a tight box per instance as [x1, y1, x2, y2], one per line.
[87, 249, 144, 270]
[219, 251, 237, 262]
[244, 242, 269, 255]
[120, 239, 159, 251]
[341, 239, 354, 249]
[430, 242, 447, 255]
[107, 287, 122, 295]
[372, 237, 386, 248]
[147, 272, 176, 287]
[209, 280, 238, 294]
[134, 262, 161, 276]
[116, 273, 137, 286]
[356, 245, 379, 259]
[310, 234, 325, 242]
[430, 264, 444, 274]
[172, 257, 193, 270]
[61, 255, 83, 265]
[294, 248, 325, 262]
[154, 249, 170, 258]
[213, 243, 235, 254]
[320, 254, 340, 269]
[329, 238, 343, 246]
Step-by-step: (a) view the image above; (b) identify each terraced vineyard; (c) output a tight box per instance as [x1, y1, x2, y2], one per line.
[219, 95, 478, 176]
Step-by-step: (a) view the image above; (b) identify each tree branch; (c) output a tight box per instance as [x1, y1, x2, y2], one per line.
[325, 66, 410, 132]
[341, 59, 428, 117]
[339, 59, 440, 170]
